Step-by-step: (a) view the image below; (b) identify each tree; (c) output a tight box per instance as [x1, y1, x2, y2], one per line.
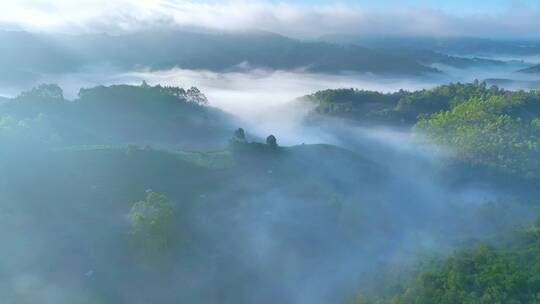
[140, 80, 150, 88]
[229, 128, 247, 150]
[234, 128, 246, 142]
[19, 84, 64, 101]
[266, 135, 278, 149]
[413, 96, 540, 178]
[186, 87, 209, 106]
[129, 192, 176, 256]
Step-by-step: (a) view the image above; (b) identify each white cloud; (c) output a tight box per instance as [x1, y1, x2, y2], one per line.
[1, 0, 540, 38]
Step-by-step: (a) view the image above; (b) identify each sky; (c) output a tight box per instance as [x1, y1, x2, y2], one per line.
[1, 0, 540, 38]
[283, 0, 538, 15]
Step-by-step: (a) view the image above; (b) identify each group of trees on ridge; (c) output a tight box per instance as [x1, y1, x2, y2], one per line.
[307, 81, 540, 179]
[305, 80, 506, 126]
[229, 127, 278, 151]
[0, 82, 233, 148]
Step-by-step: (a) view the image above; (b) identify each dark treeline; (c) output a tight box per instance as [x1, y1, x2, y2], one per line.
[0, 82, 235, 149]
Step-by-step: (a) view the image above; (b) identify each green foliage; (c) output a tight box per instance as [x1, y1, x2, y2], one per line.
[394, 80, 501, 123]
[0, 83, 234, 147]
[78, 83, 208, 107]
[306, 81, 505, 126]
[306, 88, 403, 124]
[129, 192, 176, 256]
[365, 221, 540, 304]
[414, 96, 540, 178]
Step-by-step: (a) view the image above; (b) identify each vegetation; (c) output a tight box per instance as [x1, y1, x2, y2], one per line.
[130, 191, 176, 256]
[0, 82, 235, 148]
[414, 96, 540, 177]
[4, 81, 540, 303]
[307, 81, 540, 179]
[305, 81, 508, 126]
[352, 220, 540, 304]
[305, 82, 540, 303]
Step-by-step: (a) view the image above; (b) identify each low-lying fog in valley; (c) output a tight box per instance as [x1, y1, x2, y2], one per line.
[3, 1, 540, 304]
[2, 56, 538, 142]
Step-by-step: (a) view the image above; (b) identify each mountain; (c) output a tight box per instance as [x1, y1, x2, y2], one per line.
[382, 48, 506, 68]
[321, 35, 540, 56]
[0, 30, 437, 83]
[519, 64, 540, 73]
[485, 78, 540, 89]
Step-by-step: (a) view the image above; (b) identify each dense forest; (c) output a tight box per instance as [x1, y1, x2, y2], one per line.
[1, 80, 540, 303]
[302, 81, 540, 303]
[305, 81, 540, 180]
[349, 220, 540, 303]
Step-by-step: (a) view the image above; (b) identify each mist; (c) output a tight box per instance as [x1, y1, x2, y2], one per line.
[2, 71, 539, 304]
[3, 59, 537, 142]
[2, 5, 540, 302]
[1, 105, 523, 304]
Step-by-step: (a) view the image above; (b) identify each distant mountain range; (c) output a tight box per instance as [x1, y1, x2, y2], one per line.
[2, 30, 535, 86]
[0, 30, 439, 83]
[519, 64, 540, 74]
[321, 35, 540, 56]
[484, 78, 540, 90]
[382, 48, 507, 68]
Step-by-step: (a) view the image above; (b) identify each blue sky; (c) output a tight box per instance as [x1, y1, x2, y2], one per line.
[270, 0, 538, 14]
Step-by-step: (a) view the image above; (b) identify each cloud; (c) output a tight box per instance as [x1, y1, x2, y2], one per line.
[1, 0, 540, 38]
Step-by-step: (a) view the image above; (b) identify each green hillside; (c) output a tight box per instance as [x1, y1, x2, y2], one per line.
[0, 83, 236, 148]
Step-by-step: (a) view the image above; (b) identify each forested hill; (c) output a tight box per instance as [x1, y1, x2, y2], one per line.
[0, 83, 236, 148]
[302, 82, 540, 303]
[0, 30, 437, 84]
[3, 135, 532, 304]
[304, 82, 540, 179]
[304, 81, 540, 127]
